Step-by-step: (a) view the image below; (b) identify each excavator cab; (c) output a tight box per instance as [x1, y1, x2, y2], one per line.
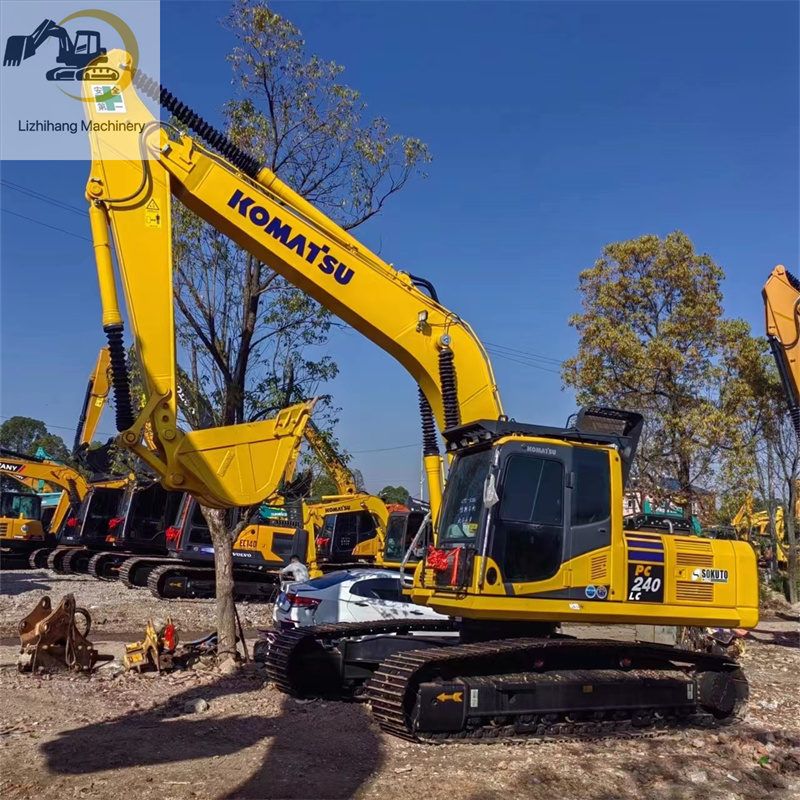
[67, 31, 105, 66]
[380, 509, 429, 568]
[0, 491, 46, 554]
[428, 409, 640, 594]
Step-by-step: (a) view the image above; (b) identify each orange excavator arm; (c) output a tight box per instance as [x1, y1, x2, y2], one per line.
[764, 265, 800, 442]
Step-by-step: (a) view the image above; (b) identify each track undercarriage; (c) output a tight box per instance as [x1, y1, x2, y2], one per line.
[263, 620, 748, 743]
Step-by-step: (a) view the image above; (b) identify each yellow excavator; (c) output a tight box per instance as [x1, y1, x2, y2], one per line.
[127, 420, 394, 598]
[78, 56, 757, 740]
[0, 348, 112, 565]
[762, 264, 799, 573]
[764, 265, 800, 444]
[0, 449, 87, 562]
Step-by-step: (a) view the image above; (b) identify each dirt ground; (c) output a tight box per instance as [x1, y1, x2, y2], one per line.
[0, 570, 273, 640]
[1, 570, 798, 800]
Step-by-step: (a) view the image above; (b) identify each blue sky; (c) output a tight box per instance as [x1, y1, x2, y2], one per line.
[1, 1, 798, 495]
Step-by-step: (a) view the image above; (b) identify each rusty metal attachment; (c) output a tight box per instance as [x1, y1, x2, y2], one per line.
[18, 594, 112, 673]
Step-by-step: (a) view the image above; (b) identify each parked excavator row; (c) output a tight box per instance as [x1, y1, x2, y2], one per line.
[73, 55, 759, 742]
[0, 348, 114, 567]
[88, 419, 426, 598]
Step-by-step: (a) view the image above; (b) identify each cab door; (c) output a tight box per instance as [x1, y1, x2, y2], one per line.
[490, 445, 568, 585]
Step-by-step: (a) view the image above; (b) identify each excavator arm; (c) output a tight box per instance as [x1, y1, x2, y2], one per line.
[82, 54, 502, 515]
[81, 63, 316, 509]
[0, 450, 90, 500]
[2, 19, 68, 66]
[305, 422, 357, 496]
[72, 347, 111, 456]
[763, 265, 800, 442]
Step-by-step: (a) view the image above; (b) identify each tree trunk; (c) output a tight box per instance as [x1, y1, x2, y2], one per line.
[201, 505, 239, 673]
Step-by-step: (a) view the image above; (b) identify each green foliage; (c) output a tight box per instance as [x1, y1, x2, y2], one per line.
[33, 433, 70, 463]
[172, 3, 433, 436]
[311, 474, 338, 499]
[379, 485, 410, 506]
[563, 232, 765, 509]
[0, 416, 47, 454]
[223, 0, 432, 230]
[0, 416, 69, 462]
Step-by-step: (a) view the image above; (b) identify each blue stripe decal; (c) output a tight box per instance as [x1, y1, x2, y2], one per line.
[625, 539, 663, 550]
[628, 550, 664, 563]
[625, 532, 662, 540]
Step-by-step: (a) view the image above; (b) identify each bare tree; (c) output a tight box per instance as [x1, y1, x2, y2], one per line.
[172, 2, 432, 669]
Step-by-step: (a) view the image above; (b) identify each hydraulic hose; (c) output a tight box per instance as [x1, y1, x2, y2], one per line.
[438, 349, 461, 430]
[66, 478, 82, 509]
[104, 325, 136, 432]
[131, 69, 262, 179]
[408, 274, 439, 304]
[418, 387, 439, 457]
[72, 378, 93, 455]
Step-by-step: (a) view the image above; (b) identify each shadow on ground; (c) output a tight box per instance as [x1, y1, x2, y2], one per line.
[746, 630, 799, 649]
[40, 666, 383, 799]
[0, 569, 84, 596]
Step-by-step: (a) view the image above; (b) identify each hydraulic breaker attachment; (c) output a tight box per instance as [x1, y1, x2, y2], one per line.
[17, 595, 112, 673]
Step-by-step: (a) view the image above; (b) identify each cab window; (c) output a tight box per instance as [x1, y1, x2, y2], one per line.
[495, 455, 564, 583]
[571, 448, 610, 526]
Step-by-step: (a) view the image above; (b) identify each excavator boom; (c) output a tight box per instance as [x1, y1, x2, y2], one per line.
[305, 422, 357, 496]
[763, 265, 800, 442]
[81, 56, 502, 514]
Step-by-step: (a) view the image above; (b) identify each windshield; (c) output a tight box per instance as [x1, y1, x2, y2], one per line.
[438, 448, 493, 542]
[0, 492, 42, 519]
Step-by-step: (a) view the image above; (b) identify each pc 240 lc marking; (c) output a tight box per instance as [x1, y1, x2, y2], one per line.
[691, 568, 729, 584]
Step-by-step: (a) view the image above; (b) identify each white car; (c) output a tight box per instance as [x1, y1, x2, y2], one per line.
[272, 568, 449, 629]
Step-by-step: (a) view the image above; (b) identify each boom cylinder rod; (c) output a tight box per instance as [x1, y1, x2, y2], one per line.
[88, 202, 123, 328]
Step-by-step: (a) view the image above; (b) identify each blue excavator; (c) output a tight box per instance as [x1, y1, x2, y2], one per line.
[3, 19, 118, 81]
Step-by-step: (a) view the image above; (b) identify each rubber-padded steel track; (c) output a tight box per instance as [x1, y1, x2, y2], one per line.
[47, 547, 80, 573]
[147, 563, 214, 598]
[119, 556, 177, 589]
[28, 548, 53, 569]
[60, 547, 90, 575]
[87, 551, 130, 581]
[367, 637, 746, 743]
[146, 562, 280, 599]
[265, 619, 460, 697]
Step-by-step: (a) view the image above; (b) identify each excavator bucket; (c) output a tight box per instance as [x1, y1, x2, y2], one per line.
[3, 35, 33, 67]
[173, 400, 317, 509]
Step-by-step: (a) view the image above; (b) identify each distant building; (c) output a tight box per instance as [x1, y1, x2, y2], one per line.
[625, 477, 715, 528]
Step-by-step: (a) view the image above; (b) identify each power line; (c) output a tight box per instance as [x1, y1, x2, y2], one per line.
[350, 442, 419, 454]
[0, 415, 116, 439]
[485, 347, 562, 375]
[484, 340, 564, 366]
[0, 179, 86, 217]
[0, 208, 92, 242]
[0, 184, 570, 372]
